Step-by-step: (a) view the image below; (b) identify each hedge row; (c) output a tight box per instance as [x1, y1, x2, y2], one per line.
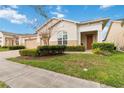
[9, 46, 25, 50]
[0, 45, 25, 50]
[19, 45, 86, 57]
[92, 42, 115, 52]
[1, 46, 9, 48]
[65, 46, 85, 51]
[19, 49, 38, 57]
[20, 45, 66, 57]
[37, 45, 66, 56]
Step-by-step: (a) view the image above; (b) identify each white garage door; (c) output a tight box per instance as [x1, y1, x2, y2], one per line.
[25, 38, 38, 49]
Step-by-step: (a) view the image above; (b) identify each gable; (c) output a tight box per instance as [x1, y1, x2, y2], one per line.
[37, 18, 60, 33]
[49, 20, 77, 42]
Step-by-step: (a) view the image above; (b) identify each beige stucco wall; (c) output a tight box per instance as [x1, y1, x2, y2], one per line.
[50, 40, 78, 46]
[45, 20, 78, 46]
[37, 19, 59, 33]
[106, 21, 124, 50]
[0, 32, 4, 46]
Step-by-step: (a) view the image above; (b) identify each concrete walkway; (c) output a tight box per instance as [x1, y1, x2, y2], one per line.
[65, 51, 93, 54]
[0, 50, 111, 88]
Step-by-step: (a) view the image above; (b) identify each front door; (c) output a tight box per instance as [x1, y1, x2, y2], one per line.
[87, 35, 93, 49]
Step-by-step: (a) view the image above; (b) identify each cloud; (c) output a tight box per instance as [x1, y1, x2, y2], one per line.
[56, 6, 62, 12]
[100, 5, 114, 9]
[50, 6, 66, 18]
[51, 12, 64, 18]
[0, 5, 18, 9]
[9, 5, 18, 9]
[0, 8, 28, 24]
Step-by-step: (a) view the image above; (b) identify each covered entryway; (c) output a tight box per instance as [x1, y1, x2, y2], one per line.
[80, 31, 97, 50]
[5, 37, 15, 46]
[25, 38, 37, 49]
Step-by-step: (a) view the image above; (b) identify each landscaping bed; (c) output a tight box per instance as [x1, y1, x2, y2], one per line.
[0, 81, 9, 88]
[8, 52, 124, 87]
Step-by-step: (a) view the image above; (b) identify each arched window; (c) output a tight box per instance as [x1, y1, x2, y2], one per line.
[57, 31, 67, 45]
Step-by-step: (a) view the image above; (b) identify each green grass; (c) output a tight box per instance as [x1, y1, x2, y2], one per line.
[0, 81, 9, 88]
[8, 52, 124, 87]
[0, 48, 9, 52]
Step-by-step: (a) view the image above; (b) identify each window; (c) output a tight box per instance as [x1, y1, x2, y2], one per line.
[57, 31, 67, 45]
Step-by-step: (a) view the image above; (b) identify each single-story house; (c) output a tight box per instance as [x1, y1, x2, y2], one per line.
[0, 31, 37, 48]
[0, 31, 18, 46]
[104, 19, 124, 50]
[36, 18, 109, 49]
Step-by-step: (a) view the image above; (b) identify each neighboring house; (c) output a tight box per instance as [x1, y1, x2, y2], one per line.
[0, 31, 37, 49]
[104, 19, 124, 50]
[0, 31, 18, 46]
[36, 18, 109, 50]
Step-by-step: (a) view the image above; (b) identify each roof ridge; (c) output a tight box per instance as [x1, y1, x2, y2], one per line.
[79, 18, 110, 24]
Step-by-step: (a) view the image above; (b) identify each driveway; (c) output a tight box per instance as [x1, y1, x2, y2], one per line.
[0, 50, 111, 88]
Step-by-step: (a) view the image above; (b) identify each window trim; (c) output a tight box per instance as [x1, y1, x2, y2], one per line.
[57, 31, 67, 45]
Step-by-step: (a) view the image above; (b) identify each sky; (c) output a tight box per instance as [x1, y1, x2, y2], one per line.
[0, 5, 124, 35]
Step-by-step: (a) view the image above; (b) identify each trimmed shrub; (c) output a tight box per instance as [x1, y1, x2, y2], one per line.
[65, 46, 85, 51]
[92, 48, 102, 55]
[9, 46, 25, 50]
[1, 46, 9, 48]
[92, 42, 115, 52]
[92, 48, 112, 56]
[19, 49, 38, 57]
[37, 45, 66, 56]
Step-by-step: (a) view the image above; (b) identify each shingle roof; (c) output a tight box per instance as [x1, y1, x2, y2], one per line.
[116, 18, 124, 21]
[36, 18, 110, 32]
[79, 18, 109, 24]
[0, 31, 36, 37]
[0, 31, 17, 36]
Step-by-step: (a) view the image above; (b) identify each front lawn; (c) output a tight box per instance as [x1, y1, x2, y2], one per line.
[0, 48, 9, 52]
[8, 52, 124, 87]
[0, 81, 9, 88]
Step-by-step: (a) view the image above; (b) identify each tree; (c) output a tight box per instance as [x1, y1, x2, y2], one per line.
[33, 5, 61, 46]
[32, 5, 51, 45]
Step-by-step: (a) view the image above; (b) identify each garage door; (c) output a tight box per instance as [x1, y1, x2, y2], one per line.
[25, 38, 38, 49]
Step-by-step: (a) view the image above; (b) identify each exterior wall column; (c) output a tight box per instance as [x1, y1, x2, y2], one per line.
[2, 36, 5, 46]
[37, 34, 41, 46]
[97, 22, 103, 42]
[78, 32, 81, 45]
[97, 30, 102, 42]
